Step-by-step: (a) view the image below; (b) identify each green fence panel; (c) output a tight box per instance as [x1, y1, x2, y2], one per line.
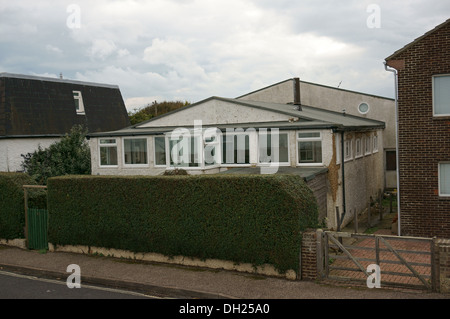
[28, 208, 48, 250]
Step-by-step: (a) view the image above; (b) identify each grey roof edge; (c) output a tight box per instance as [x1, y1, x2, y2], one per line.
[0, 72, 120, 89]
[131, 96, 323, 128]
[87, 122, 343, 138]
[235, 77, 395, 101]
[385, 18, 450, 61]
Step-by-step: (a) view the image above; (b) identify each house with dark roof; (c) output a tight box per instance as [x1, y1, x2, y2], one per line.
[385, 19, 450, 238]
[88, 92, 386, 230]
[0, 73, 130, 172]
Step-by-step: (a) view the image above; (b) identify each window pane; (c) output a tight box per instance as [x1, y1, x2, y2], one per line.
[259, 133, 289, 163]
[440, 163, 450, 195]
[298, 132, 320, 139]
[100, 147, 118, 166]
[124, 139, 147, 164]
[154, 137, 166, 166]
[434, 76, 450, 115]
[386, 151, 397, 171]
[100, 139, 116, 144]
[222, 134, 250, 164]
[298, 141, 322, 163]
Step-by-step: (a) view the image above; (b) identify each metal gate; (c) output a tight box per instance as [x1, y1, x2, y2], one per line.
[27, 208, 49, 250]
[318, 231, 437, 291]
[24, 185, 48, 250]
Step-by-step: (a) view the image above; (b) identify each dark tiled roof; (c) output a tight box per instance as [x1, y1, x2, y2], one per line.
[0, 73, 130, 137]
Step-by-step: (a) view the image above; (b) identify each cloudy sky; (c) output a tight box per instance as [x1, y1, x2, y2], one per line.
[1, 1, 449, 111]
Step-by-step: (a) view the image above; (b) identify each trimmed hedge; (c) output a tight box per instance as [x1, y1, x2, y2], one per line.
[0, 172, 47, 239]
[47, 174, 319, 274]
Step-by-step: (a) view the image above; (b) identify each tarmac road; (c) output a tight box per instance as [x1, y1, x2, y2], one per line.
[0, 270, 154, 299]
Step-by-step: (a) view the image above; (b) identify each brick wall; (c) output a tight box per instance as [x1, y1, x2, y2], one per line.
[386, 21, 450, 238]
[301, 229, 318, 280]
[435, 239, 450, 293]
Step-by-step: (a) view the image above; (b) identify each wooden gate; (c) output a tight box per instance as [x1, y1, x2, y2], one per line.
[318, 231, 437, 291]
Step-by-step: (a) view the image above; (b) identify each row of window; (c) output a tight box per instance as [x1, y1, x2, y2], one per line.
[341, 135, 379, 162]
[98, 131, 326, 168]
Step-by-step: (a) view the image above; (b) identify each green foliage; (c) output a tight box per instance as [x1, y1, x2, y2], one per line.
[47, 174, 319, 274]
[0, 173, 47, 239]
[128, 100, 190, 125]
[21, 125, 91, 185]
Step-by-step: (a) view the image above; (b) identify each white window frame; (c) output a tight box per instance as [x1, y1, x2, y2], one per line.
[221, 131, 252, 167]
[73, 91, 85, 115]
[98, 138, 118, 167]
[153, 136, 167, 168]
[344, 138, 353, 162]
[373, 135, 379, 153]
[122, 137, 149, 167]
[438, 162, 450, 197]
[433, 74, 450, 117]
[355, 138, 362, 158]
[364, 135, 372, 156]
[258, 130, 290, 166]
[297, 131, 323, 166]
[335, 134, 341, 165]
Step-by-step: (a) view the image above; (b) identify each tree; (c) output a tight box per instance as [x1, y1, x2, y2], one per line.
[21, 125, 91, 185]
[128, 100, 190, 125]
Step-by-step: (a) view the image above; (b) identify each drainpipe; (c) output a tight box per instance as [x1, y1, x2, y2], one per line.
[340, 130, 346, 230]
[384, 62, 401, 236]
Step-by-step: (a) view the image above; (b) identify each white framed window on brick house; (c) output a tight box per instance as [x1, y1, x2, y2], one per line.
[439, 162, 450, 197]
[297, 131, 322, 165]
[355, 138, 362, 158]
[344, 138, 353, 162]
[433, 75, 450, 116]
[123, 138, 148, 166]
[99, 138, 118, 167]
[73, 91, 85, 115]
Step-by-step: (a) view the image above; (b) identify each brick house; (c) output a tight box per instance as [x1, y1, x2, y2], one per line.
[385, 19, 450, 238]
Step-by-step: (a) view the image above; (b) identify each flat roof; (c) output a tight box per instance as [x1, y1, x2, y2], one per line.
[219, 166, 329, 181]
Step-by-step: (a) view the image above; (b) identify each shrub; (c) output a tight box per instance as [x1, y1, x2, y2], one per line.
[0, 173, 47, 239]
[47, 174, 319, 274]
[21, 125, 91, 185]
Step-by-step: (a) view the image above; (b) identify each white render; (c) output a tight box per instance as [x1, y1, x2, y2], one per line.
[0, 137, 61, 172]
[138, 98, 293, 127]
[238, 79, 397, 189]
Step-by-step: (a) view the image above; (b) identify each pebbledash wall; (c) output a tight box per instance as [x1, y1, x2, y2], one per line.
[385, 20, 450, 238]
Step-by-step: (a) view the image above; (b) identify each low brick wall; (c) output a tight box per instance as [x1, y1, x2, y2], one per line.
[301, 229, 319, 280]
[436, 239, 450, 293]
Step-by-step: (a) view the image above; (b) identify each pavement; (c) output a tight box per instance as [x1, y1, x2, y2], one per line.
[0, 202, 449, 299]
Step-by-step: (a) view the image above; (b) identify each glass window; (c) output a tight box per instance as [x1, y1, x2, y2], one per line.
[365, 136, 372, 155]
[99, 139, 117, 166]
[259, 131, 289, 164]
[386, 151, 397, 171]
[222, 133, 250, 165]
[124, 138, 148, 165]
[355, 138, 362, 158]
[373, 135, 379, 153]
[439, 163, 450, 196]
[433, 75, 450, 116]
[358, 102, 369, 114]
[169, 135, 201, 167]
[73, 91, 85, 114]
[154, 136, 166, 166]
[297, 132, 322, 164]
[344, 139, 352, 161]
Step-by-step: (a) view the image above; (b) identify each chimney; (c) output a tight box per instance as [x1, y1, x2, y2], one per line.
[293, 77, 301, 110]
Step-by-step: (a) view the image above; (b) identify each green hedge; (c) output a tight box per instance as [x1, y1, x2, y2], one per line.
[47, 174, 319, 274]
[0, 172, 47, 239]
